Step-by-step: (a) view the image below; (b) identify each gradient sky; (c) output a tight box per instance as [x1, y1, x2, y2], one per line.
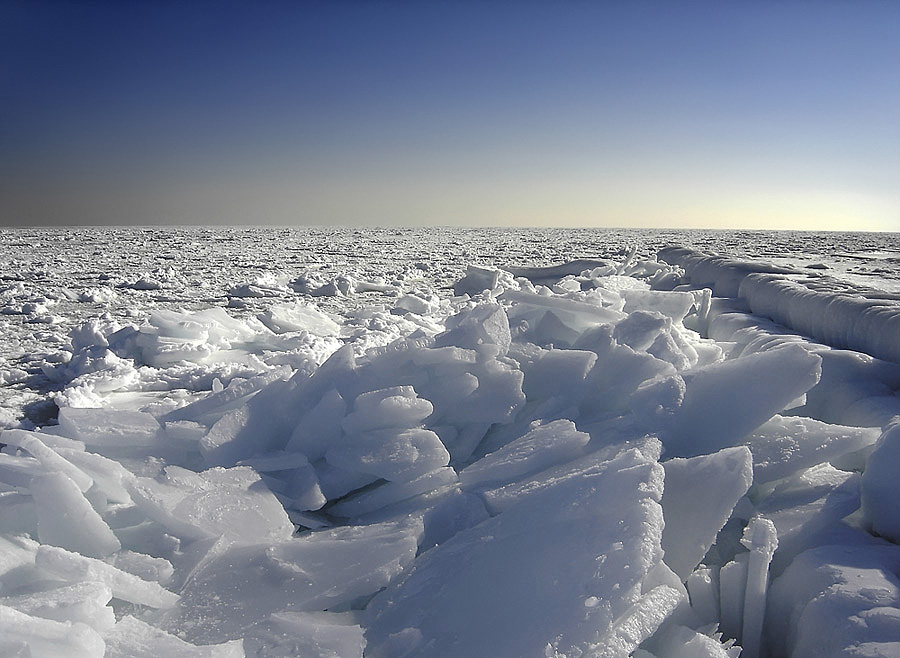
[2, 1, 898, 230]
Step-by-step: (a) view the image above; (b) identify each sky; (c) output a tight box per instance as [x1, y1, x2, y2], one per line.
[1, 0, 898, 231]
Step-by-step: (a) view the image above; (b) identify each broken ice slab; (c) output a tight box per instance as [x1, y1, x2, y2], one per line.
[585, 585, 684, 658]
[861, 420, 900, 543]
[394, 291, 442, 315]
[758, 464, 861, 575]
[328, 467, 458, 519]
[103, 616, 244, 658]
[364, 443, 668, 658]
[575, 325, 676, 420]
[0, 491, 36, 534]
[621, 289, 696, 323]
[503, 288, 625, 341]
[645, 624, 739, 658]
[30, 471, 121, 558]
[792, 348, 900, 427]
[257, 611, 366, 658]
[106, 550, 174, 586]
[284, 387, 346, 461]
[458, 419, 590, 490]
[505, 259, 616, 284]
[17, 428, 87, 453]
[742, 414, 880, 486]
[163, 420, 207, 443]
[238, 452, 326, 511]
[198, 407, 253, 467]
[125, 465, 294, 543]
[661, 447, 753, 581]
[631, 343, 822, 458]
[1, 581, 115, 632]
[445, 357, 525, 429]
[161, 365, 293, 426]
[35, 545, 179, 608]
[257, 301, 340, 336]
[433, 302, 512, 354]
[112, 520, 181, 559]
[0, 452, 46, 490]
[452, 264, 501, 297]
[308, 459, 377, 502]
[614, 309, 673, 352]
[53, 447, 134, 504]
[519, 348, 596, 401]
[718, 553, 749, 643]
[0, 604, 105, 658]
[173, 518, 422, 644]
[766, 542, 900, 658]
[325, 427, 450, 482]
[686, 567, 720, 628]
[0, 534, 40, 593]
[236, 450, 312, 472]
[198, 371, 312, 467]
[352, 487, 490, 551]
[129, 307, 263, 368]
[57, 407, 161, 448]
[1, 429, 93, 492]
[340, 386, 433, 436]
[480, 436, 662, 515]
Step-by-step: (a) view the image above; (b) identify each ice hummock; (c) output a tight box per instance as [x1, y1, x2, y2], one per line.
[1, 235, 900, 657]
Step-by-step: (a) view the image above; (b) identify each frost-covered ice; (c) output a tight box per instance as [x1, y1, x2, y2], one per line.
[1, 227, 900, 657]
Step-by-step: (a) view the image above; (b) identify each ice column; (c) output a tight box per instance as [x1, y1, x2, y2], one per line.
[739, 517, 778, 658]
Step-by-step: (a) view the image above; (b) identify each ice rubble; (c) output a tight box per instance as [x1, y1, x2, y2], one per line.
[1, 246, 900, 657]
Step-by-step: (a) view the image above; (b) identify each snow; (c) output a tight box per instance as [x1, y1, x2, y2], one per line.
[659, 245, 900, 364]
[1, 226, 900, 657]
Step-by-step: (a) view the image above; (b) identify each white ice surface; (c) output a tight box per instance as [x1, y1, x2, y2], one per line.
[2, 236, 900, 657]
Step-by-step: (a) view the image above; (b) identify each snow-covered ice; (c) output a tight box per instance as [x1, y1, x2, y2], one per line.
[1, 226, 900, 657]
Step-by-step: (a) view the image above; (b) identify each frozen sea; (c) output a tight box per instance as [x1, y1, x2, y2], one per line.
[2, 225, 900, 658]
[3, 226, 898, 428]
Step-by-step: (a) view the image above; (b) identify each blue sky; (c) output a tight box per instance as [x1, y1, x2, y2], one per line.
[2, 0, 898, 230]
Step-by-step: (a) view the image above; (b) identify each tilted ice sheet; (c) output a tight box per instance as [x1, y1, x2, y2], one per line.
[661, 447, 753, 581]
[364, 445, 668, 658]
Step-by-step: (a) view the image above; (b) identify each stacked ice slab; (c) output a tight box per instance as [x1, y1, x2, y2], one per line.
[2, 250, 900, 657]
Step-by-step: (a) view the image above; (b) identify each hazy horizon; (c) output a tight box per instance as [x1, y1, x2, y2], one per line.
[2, 1, 898, 232]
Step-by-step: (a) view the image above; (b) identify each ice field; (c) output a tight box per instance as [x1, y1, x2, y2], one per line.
[2, 227, 900, 657]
